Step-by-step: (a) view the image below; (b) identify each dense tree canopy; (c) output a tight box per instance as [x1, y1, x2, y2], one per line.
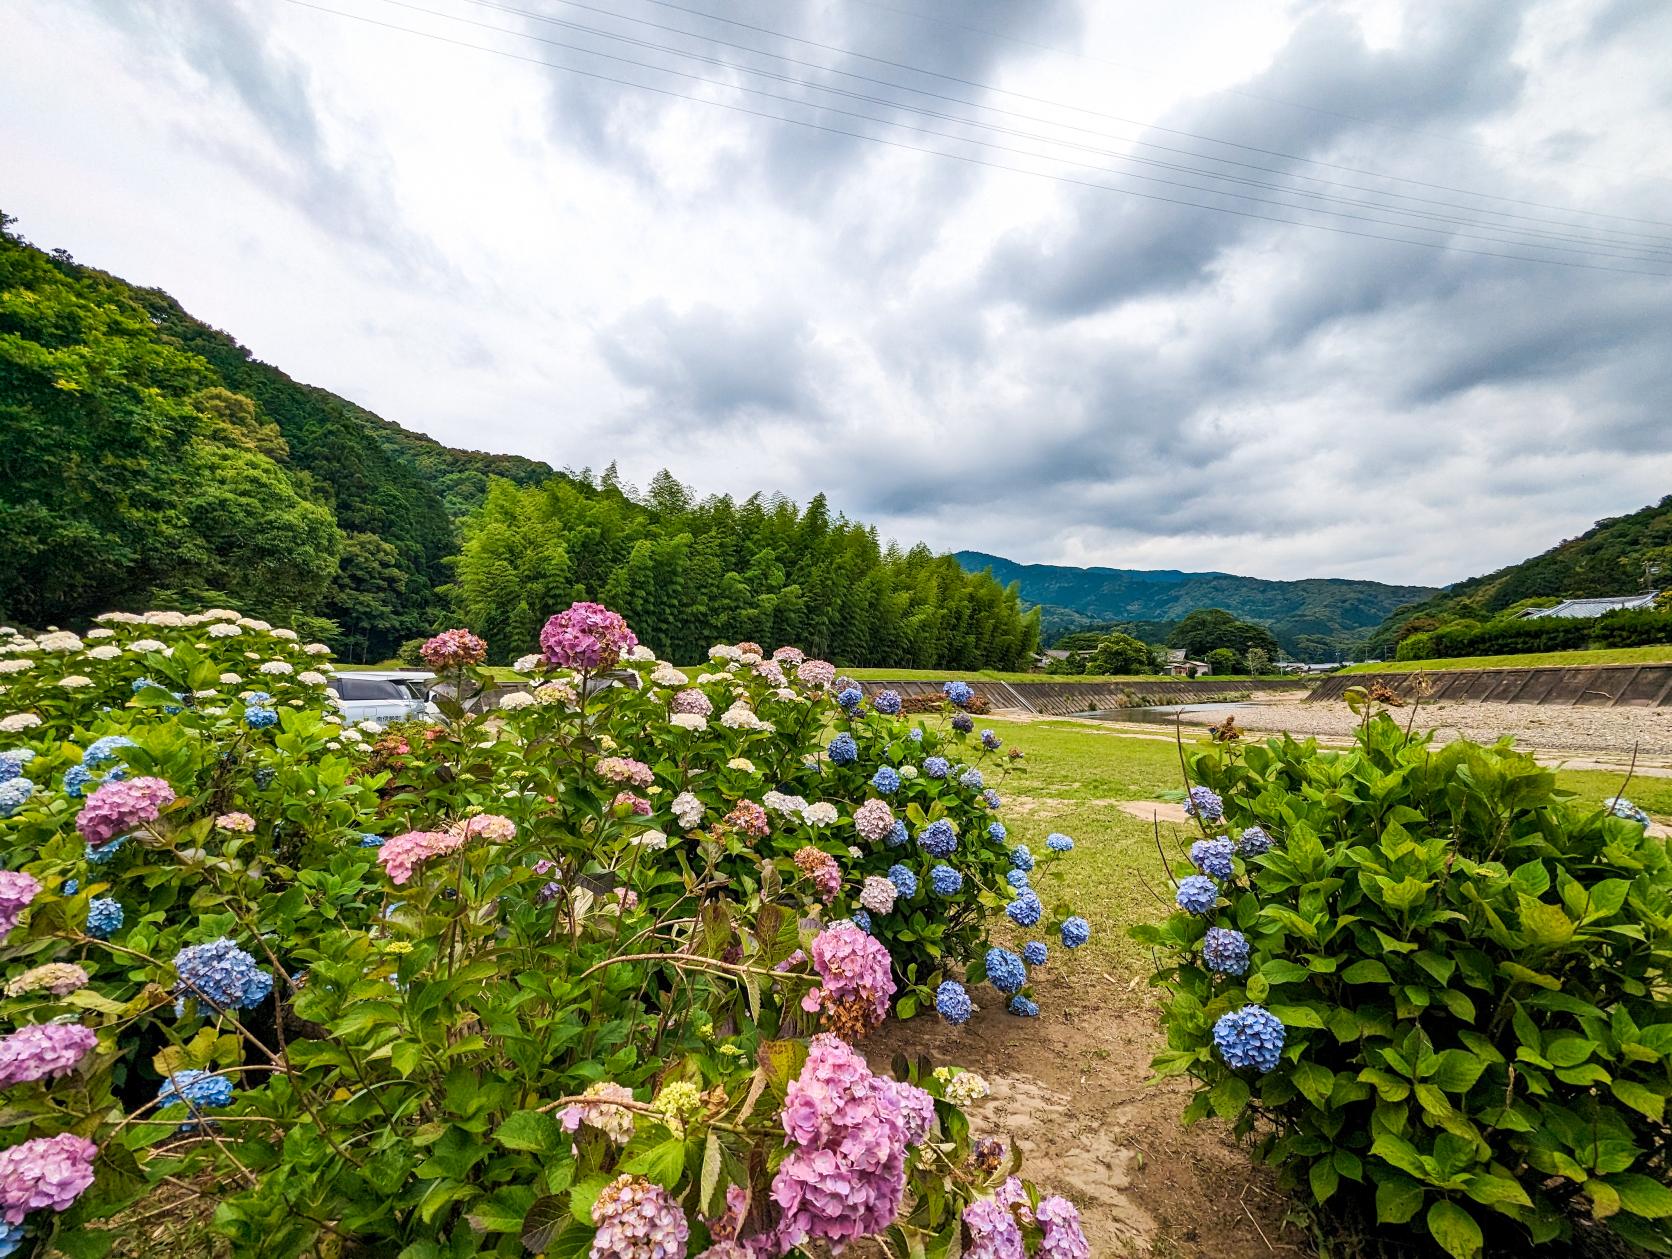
[1167, 608, 1281, 665]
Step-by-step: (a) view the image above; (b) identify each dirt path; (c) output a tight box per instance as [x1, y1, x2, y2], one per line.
[873, 977, 1298, 1257]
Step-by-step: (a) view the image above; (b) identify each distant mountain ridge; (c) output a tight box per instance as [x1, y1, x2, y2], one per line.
[955, 551, 1438, 654]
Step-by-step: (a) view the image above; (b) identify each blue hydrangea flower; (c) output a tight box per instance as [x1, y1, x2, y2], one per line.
[1022, 941, 1048, 967]
[62, 879, 78, 897]
[86, 898, 123, 940]
[872, 690, 902, 716]
[1010, 845, 1034, 871]
[1046, 833, 1074, 853]
[1202, 926, 1250, 976]
[987, 821, 1007, 843]
[1007, 995, 1039, 1018]
[935, 980, 972, 1024]
[0, 1220, 24, 1257]
[87, 836, 128, 865]
[156, 1069, 235, 1131]
[851, 909, 872, 934]
[885, 820, 909, 848]
[981, 789, 1001, 809]
[1213, 1004, 1285, 1072]
[980, 730, 1001, 751]
[985, 947, 1026, 993]
[908, 728, 924, 742]
[358, 832, 385, 847]
[1185, 786, 1224, 823]
[243, 691, 273, 707]
[1006, 892, 1043, 927]
[244, 706, 279, 730]
[886, 864, 918, 897]
[871, 766, 900, 795]
[951, 713, 974, 733]
[173, 939, 274, 1016]
[1175, 876, 1218, 916]
[62, 764, 96, 799]
[918, 818, 958, 857]
[1604, 796, 1651, 826]
[1190, 838, 1236, 880]
[131, 677, 159, 694]
[252, 767, 277, 790]
[1235, 826, 1274, 857]
[0, 778, 35, 819]
[923, 756, 950, 779]
[827, 733, 859, 766]
[959, 768, 984, 790]
[943, 681, 974, 707]
[82, 735, 136, 769]
[1005, 869, 1031, 891]
[1060, 916, 1090, 949]
[837, 687, 864, 711]
[928, 864, 963, 897]
[0, 750, 34, 782]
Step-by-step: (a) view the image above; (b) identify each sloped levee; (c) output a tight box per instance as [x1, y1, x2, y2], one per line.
[1305, 664, 1672, 708]
[855, 678, 1307, 717]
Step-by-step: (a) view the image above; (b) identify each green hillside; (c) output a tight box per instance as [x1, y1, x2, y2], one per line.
[957, 551, 1435, 656]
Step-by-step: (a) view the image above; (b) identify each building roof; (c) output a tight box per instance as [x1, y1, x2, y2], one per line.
[1521, 592, 1660, 619]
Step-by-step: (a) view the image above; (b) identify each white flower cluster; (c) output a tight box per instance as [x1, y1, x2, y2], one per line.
[671, 791, 703, 829]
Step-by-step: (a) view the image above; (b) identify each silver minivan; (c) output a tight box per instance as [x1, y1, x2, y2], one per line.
[325, 671, 439, 722]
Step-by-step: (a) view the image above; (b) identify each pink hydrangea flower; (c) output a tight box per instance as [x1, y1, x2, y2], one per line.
[560, 1081, 637, 1146]
[793, 847, 841, 904]
[376, 830, 464, 885]
[458, 814, 516, 842]
[540, 602, 637, 671]
[995, 1177, 1033, 1224]
[963, 1198, 1025, 1259]
[858, 876, 897, 915]
[1036, 1196, 1090, 1259]
[771, 646, 805, 665]
[596, 757, 654, 788]
[0, 1024, 98, 1086]
[76, 777, 175, 848]
[802, 921, 895, 1035]
[420, 629, 487, 669]
[670, 689, 713, 717]
[752, 659, 786, 687]
[853, 799, 895, 843]
[722, 801, 770, 839]
[795, 659, 836, 689]
[613, 792, 652, 816]
[215, 812, 256, 833]
[4, 963, 90, 998]
[590, 1173, 688, 1259]
[0, 1132, 98, 1223]
[0, 872, 42, 939]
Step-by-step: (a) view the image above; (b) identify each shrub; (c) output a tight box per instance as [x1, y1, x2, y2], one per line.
[1206, 648, 1239, 675]
[1136, 703, 1672, 1258]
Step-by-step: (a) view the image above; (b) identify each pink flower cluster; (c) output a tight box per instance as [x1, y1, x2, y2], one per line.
[752, 659, 786, 686]
[458, 813, 517, 842]
[1036, 1196, 1091, 1259]
[852, 799, 895, 843]
[670, 688, 713, 717]
[596, 757, 654, 788]
[793, 847, 841, 904]
[420, 628, 487, 669]
[613, 792, 652, 816]
[0, 872, 41, 939]
[589, 1173, 689, 1259]
[963, 1197, 1025, 1259]
[722, 801, 770, 839]
[771, 1034, 930, 1250]
[560, 1081, 637, 1146]
[801, 922, 895, 1036]
[377, 830, 464, 885]
[0, 1024, 98, 1086]
[0, 1132, 97, 1223]
[795, 659, 836, 689]
[771, 646, 805, 666]
[76, 776, 175, 848]
[215, 812, 256, 833]
[540, 602, 638, 671]
[5, 963, 90, 998]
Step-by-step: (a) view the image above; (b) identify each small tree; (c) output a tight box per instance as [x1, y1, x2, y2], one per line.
[1245, 647, 1271, 675]
[1089, 632, 1154, 675]
[1206, 647, 1239, 675]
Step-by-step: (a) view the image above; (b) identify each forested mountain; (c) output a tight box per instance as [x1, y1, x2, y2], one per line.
[1366, 497, 1672, 653]
[957, 551, 1436, 656]
[0, 219, 1036, 667]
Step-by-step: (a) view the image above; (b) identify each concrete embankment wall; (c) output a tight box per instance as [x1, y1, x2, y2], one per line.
[856, 678, 1306, 717]
[1305, 664, 1672, 708]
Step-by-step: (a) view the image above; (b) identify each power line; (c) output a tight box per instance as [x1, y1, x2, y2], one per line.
[554, 0, 1672, 232]
[429, 0, 1672, 259]
[361, 0, 1672, 266]
[274, 0, 1672, 277]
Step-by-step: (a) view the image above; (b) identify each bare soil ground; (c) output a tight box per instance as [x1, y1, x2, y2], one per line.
[873, 977, 1300, 1258]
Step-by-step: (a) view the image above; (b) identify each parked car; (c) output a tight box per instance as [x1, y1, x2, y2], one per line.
[325, 670, 439, 722]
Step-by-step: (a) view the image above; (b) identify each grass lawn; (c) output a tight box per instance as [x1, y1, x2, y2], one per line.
[838, 667, 1277, 683]
[1338, 644, 1672, 674]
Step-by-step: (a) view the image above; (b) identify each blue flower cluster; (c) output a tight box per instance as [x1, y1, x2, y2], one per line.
[0, 749, 34, 781]
[245, 706, 279, 730]
[0, 1219, 23, 1257]
[1605, 796, 1651, 827]
[923, 756, 950, 779]
[1010, 845, 1034, 872]
[826, 733, 858, 765]
[62, 764, 95, 799]
[156, 1069, 236, 1131]
[1022, 941, 1049, 967]
[86, 898, 124, 940]
[837, 687, 864, 711]
[1006, 891, 1042, 927]
[243, 691, 274, 706]
[1175, 876, 1218, 916]
[928, 864, 963, 896]
[1213, 1004, 1285, 1072]
[1185, 785, 1224, 823]
[951, 713, 974, 733]
[1046, 832, 1074, 853]
[985, 947, 1026, 993]
[1189, 838, 1236, 880]
[886, 864, 918, 897]
[871, 766, 900, 795]
[1201, 926, 1250, 976]
[0, 777, 35, 819]
[173, 939, 274, 1015]
[942, 680, 974, 707]
[1005, 869, 1031, 891]
[87, 836, 127, 865]
[908, 728, 924, 743]
[935, 980, 972, 1024]
[851, 909, 872, 934]
[958, 768, 984, 790]
[980, 729, 1001, 751]
[83, 735, 137, 769]
[1060, 916, 1090, 948]
[872, 690, 902, 715]
[1008, 995, 1038, 1018]
[918, 818, 958, 857]
[885, 820, 909, 848]
[987, 821, 1007, 843]
[358, 832, 385, 848]
[981, 788, 1001, 809]
[1235, 826, 1274, 857]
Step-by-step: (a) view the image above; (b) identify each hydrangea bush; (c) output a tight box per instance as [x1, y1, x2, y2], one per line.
[0, 607, 1089, 1257]
[1136, 696, 1672, 1259]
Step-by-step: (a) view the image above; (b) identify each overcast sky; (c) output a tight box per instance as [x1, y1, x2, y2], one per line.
[4, 0, 1671, 587]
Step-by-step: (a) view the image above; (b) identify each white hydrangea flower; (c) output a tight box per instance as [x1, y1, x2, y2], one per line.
[672, 791, 703, 829]
[651, 664, 687, 686]
[84, 645, 121, 661]
[269, 628, 298, 641]
[726, 757, 756, 773]
[763, 792, 809, 815]
[696, 672, 728, 685]
[707, 644, 743, 662]
[57, 676, 93, 689]
[358, 720, 384, 734]
[259, 661, 294, 676]
[297, 671, 328, 687]
[36, 631, 83, 652]
[208, 623, 243, 638]
[96, 612, 144, 625]
[899, 765, 919, 780]
[634, 830, 669, 850]
[201, 706, 225, 716]
[128, 638, 165, 653]
[497, 690, 536, 710]
[0, 660, 33, 676]
[219, 672, 242, 684]
[512, 653, 542, 674]
[237, 618, 272, 631]
[0, 714, 42, 733]
[803, 802, 838, 827]
[339, 728, 364, 743]
[143, 611, 188, 627]
[85, 628, 115, 640]
[942, 1071, 990, 1106]
[193, 689, 219, 699]
[203, 609, 242, 622]
[304, 643, 332, 656]
[627, 644, 656, 662]
[669, 712, 705, 730]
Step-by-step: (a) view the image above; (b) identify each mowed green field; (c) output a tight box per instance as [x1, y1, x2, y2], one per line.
[1338, 644, 1672, 674]
[976, 716, 1672, 981]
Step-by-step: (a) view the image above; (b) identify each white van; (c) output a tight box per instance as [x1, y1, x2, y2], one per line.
[325, 671, 439, 722]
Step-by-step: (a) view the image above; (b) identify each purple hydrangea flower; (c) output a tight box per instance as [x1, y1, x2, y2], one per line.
[1235, 826, 1273, 857]
[827, 733, 859, 766]
[872, 690, 902, 715]
[923, 757, 950, 779]
[1185, 785, 1224, 823]
[0, 1024, 98, 1086]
